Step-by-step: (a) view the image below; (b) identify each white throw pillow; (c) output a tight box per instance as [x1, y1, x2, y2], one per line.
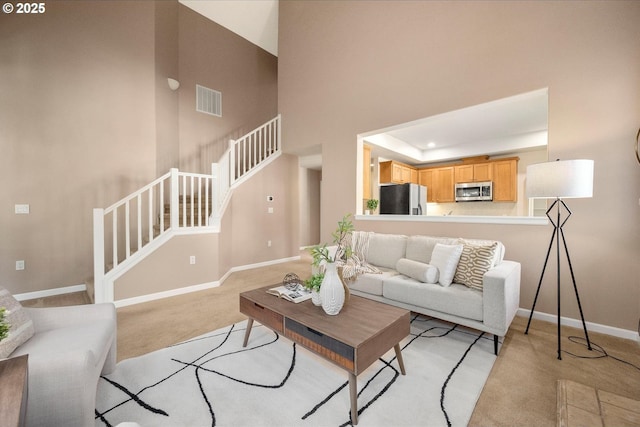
[429, 243, 464, 287]
[396, 258, 439, 284]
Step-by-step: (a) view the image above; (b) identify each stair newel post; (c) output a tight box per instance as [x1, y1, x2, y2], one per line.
[276, 113, 282, 152]
[211, 162, 220, 220]
[93, 208, 105, 304]
[229, 139, 236, 185]
[170, 168, 179, 230]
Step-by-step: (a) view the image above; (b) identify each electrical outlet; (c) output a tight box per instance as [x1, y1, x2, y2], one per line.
[267, 240, 272, 247]
[15, 204, 30, 214]
[189, 256, 196, 265]
[16, 260, 25, 270]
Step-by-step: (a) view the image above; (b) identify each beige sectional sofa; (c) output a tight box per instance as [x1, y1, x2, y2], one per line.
[344, 232, 521, 355]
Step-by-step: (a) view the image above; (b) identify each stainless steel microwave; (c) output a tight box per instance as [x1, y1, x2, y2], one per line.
[455, 181, 493, 202]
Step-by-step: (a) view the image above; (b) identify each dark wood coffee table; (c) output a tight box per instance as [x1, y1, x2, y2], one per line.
[240, 285, 410, 425]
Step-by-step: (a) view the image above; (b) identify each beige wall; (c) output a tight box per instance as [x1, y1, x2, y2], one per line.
[114, 233, 219, 300]
[114, 154, 300, 299]
[1, 1, 157, 294]
[1, 1, 278, 296]
[177, 6, 278, 174]
[226, 154, 300, 265]
[299, 168, 322, 246]
[279, 1, 640, 331]
[155, 1, 180, 175]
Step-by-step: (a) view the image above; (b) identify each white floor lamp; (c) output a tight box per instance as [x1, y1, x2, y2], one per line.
[524, 159, 595, 360]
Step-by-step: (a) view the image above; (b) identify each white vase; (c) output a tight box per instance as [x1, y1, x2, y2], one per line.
[311, 290, 322, 306]
[320, 262, 345, 315]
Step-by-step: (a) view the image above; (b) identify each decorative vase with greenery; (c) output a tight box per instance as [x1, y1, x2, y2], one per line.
[304, 273, 324, 306]
[309, 213, 354, 265]
[366, 199, 379, 214]
[309, 213, 354, 315]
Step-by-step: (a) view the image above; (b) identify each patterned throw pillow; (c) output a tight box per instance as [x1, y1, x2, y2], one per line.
[0, 287, 35, 358]
[453, 240, 498, 291]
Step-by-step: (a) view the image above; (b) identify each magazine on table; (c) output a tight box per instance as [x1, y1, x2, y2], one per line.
[267, 284, 312, 303]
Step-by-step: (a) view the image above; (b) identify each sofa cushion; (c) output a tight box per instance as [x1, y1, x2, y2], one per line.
[0, 287, 35, 358]
[366, 233, 407, 269]
[429, 243, 464, 287]
[454, 240, 499, 291]
[382, 276, 483, 322]
[405, 235, 458, 264]
[396, 258, 439, 284]
[348, 268, 399, 296]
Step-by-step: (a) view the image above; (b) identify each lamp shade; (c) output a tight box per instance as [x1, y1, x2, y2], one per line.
[526, 159, 594, 199]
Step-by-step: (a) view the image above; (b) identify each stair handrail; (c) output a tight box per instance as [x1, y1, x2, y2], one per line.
[93, 170, 171, 302]
[211, 114, 281, 222]
[93, 169, 215, 302]
[93, 115, 281, 303]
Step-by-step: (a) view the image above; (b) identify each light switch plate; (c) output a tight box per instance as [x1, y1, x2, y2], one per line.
[15, 204, 30, 214]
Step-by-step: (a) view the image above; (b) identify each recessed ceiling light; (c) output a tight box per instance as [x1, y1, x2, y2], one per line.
[427, 142, 436, 148]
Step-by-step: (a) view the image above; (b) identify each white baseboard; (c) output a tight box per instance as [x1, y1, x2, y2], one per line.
[114, 281, 221, 308]
[13, 284, 87, 302]
[113, 255, 302, 308]
[517, 308, 638, 342]
[17, 275, 637, 344]
[226, 255, 302, 275]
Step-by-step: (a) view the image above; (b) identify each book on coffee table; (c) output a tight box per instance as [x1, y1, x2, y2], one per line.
[267, 285, 312, 303]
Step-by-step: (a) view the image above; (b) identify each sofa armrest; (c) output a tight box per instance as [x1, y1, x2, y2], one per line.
[482, 260, 521, 336]
[25, 303, 116, 334]
[26, 347, 101, 426]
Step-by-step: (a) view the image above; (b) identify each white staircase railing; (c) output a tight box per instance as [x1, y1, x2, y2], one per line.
[212, 115, 281, 220]
[93, 115, 281, 303]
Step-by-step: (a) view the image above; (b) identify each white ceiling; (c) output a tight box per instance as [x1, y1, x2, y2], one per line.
[362, 88, 549, 166]
[179, 0, 279, 56]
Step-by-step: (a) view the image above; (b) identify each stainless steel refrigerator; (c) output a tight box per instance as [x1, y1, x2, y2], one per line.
[379, 183, 427, 215]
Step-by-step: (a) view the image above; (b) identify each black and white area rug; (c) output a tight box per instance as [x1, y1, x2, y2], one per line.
[95, 316, 496, 427]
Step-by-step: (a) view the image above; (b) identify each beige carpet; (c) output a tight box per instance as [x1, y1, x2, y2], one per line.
[23, 252, 640, 426]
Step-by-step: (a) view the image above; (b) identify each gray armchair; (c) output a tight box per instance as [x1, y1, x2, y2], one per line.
[10, 303, 117, 427]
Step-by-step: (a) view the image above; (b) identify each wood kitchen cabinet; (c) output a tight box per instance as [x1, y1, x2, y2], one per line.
[363, 144, 372, 199]
[454, 163, 492, 183]
[418, 169, 433, 200]
[410, 168, 418, 184]
[419, 166, 454, 203]
[492, 158, 519, 202]
[380, 160, 417, 184]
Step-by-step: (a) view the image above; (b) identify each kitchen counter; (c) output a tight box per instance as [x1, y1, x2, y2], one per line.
[356, 214, 548, 226]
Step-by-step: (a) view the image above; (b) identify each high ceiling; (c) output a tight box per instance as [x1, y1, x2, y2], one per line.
[177, 3, 547, 169]
[179, 0, 279, 56]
